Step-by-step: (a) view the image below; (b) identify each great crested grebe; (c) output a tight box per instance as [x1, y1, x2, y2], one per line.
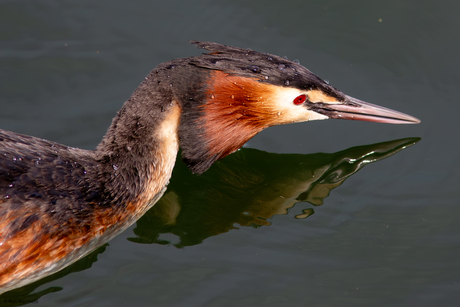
[0, 41, 420, 293]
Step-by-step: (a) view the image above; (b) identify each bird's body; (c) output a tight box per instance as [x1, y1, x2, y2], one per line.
[0, 42, 419, 293]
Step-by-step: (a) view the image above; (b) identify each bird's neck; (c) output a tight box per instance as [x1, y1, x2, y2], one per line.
[95, 75, 180, 215]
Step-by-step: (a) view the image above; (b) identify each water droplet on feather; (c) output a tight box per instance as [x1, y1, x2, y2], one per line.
[248, 65, 261, 73]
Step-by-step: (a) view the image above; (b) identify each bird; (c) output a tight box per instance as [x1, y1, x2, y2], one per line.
[0, 41, 420, 293]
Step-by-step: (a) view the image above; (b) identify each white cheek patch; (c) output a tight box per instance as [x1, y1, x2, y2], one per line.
[271, 87, 329, 124]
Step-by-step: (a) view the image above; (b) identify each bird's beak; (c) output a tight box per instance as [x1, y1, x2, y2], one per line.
[316, 95, 421, 124]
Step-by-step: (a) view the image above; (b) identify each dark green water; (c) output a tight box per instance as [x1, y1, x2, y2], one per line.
[0, 1, 458, 306]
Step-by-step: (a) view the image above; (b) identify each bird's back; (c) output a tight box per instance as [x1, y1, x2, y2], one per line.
[0, 130, 106, 291]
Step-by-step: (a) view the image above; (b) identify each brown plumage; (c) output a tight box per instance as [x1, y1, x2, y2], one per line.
[0, 41, 420, 293]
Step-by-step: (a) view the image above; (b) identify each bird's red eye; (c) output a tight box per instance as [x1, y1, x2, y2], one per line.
[293, 94, 307, 105]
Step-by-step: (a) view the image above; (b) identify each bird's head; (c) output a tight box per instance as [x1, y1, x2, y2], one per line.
[171, 42, 420, 173]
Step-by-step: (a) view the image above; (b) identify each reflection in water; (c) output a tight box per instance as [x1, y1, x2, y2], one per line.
[131, 138, 420, 247]
[0, 138, 419, 302]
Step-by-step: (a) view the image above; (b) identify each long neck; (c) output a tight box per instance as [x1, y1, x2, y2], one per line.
[95, 73, 181, 211]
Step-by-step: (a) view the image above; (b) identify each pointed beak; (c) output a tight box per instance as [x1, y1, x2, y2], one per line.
[317, 95, 421, 124]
